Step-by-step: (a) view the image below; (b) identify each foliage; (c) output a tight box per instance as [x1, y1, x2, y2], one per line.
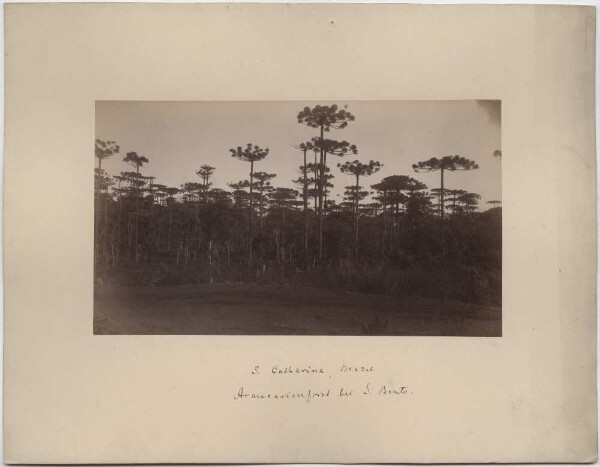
[297, 104, 355, 131]
[412, 155, 479, 172]
[123, 151, 149, 172]
[229, 143, 269, 163]
[95, 139, 120, 168]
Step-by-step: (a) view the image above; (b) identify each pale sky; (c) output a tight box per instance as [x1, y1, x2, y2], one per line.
[96, 100, 502, 207]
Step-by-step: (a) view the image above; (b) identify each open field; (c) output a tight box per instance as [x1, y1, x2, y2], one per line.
[94, 282, 501, 336]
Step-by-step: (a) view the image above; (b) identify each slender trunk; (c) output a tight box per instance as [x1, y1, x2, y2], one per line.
[440, 168, 446, 260]
[258, 184, 264, 262]
[94, 159, 102, 270]
[354, 173, 359, 261]
[440, 168, 445, 220]
[313, 150, 318, 239]
[317, 126, 324, 260]
[248, 160, 254, 263]
[393, 198, 399, 251]
[111, 230, 116, 268]
[323, 151, 328, 215]
[259, 185, 264, 231]
[382, 188, 387, 257]
[148, 179, 155, 265]
[104, 195, 109, 265]
[275, 231, 280, 263]
[116, 193, 122, 266]
[303, 149, 308, 269]
[135, 165, 140, 265]
[128, 211, 133, 263]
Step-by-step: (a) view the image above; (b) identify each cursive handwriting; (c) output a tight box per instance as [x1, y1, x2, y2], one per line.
[271, 365, 325, 375]
[234, 383, 410, 402]
[340, 363, 375, 373]
[234, 386, 331, 403]
[251, 364, 374, 376]
[240, 363, 410, 403]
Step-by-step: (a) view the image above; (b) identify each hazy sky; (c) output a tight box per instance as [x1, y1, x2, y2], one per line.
[96, 100, 501, 207]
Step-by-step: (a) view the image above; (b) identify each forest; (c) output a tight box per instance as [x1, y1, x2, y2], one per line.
[94, 104, 502, 317]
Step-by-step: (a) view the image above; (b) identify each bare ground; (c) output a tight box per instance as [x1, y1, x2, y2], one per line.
[93, 282, 501, 336]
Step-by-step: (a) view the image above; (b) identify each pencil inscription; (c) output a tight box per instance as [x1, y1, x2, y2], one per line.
[237, 363, 410, 402]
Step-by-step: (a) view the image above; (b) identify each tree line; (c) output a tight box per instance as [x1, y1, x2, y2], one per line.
[95, 104, 501, 304]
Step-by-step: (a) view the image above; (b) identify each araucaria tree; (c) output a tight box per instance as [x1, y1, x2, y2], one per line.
[291, 142, 315, 268]
[123, 151, 149, 264]
[253, 171, 276, 229]
[371, 175, 428, 254]
[229, 143, 270, 262]
[94, 140, 120, 260]
[297, 105, 356, 259]
[95, 139, 120, 171]
[338, 159, 382, 259]
[412, 155, 479, 221]
[444, 189, 468, 215]
[458, 192, 481, 213]
[124, 151, 149, 175]
[196, 164, 216, 202]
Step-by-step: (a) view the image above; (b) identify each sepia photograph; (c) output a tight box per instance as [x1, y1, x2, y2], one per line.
[94, 100, 502, 336]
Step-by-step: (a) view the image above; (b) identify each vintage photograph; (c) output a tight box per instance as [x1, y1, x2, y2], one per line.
[94, 101, 502, 336]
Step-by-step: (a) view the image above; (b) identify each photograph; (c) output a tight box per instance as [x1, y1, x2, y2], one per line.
[94, 100, 502, 336]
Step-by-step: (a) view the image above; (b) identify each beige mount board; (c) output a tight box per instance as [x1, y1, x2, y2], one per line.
[3, 3, 597, 464]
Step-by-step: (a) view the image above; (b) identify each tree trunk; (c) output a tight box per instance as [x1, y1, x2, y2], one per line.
[135, 165, 140, 265]
[440, 168, 445, 221]
[317, 125, 324, 260]
[382, 188, 387, 257]
[248, 160, 254, 263]
[313, 150, 318, 241]
[103, 195, 109, 265]
[94, 159, 102, 269]
[440, 167, 446, 260]
[259, 185, 264, 231]
[452, 192, 457, 215]
[116, 194, 122, 266]
[303, 149, 308, 269]
[323, 151, 328, 215]
[354, 173, 360, 261]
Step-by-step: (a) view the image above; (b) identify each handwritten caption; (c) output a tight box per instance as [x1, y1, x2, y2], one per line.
[233, 364, 411, 403]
